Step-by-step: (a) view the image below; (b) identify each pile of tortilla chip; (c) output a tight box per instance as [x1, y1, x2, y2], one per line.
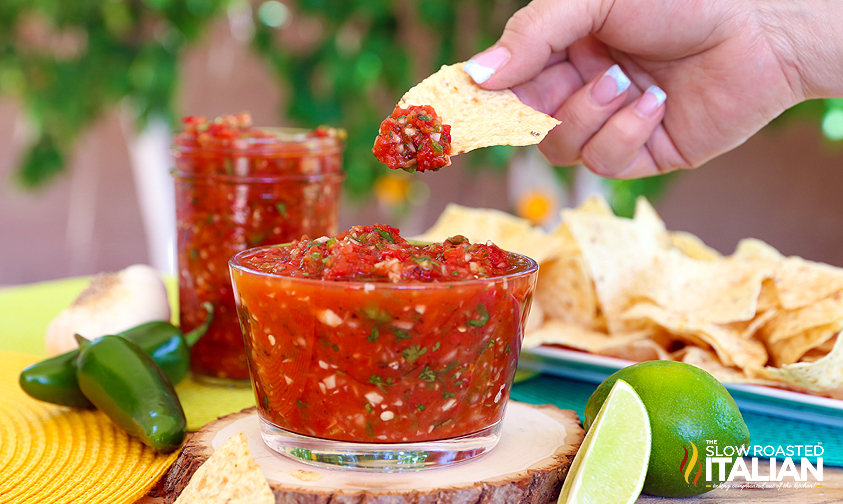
[416, 196, 843, 399]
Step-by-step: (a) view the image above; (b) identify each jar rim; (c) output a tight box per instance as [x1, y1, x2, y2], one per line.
[171, 171, 345, 184]
[172, 127, 345, 156]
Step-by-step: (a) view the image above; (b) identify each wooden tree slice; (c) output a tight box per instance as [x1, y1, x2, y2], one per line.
[162, 401, 583, 504]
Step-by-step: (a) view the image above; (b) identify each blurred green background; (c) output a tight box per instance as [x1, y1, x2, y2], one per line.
[2, 0, 843, 285]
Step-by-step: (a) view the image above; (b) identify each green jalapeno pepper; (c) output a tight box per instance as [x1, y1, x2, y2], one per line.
[19, 303, 213, 408]
[76, 334, 187, 453]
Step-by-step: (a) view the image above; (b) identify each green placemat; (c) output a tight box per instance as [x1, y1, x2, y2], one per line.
[512, 374, 843, 467]
[0, 275, 179, 356]
[0, 276, 252, 431]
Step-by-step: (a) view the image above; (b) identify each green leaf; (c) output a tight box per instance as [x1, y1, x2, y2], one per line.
[401, 344, 427, 363]
[17, 136, 65, 189]
[393, 328, 412, 341]
[369, 374, 393, 392]
[376, 227, 395, 243]
[466, 304, 490, 328]
[418, 365, 436, 383]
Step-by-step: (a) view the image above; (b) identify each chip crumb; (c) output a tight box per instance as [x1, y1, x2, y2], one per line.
[291, 469, 323, 481]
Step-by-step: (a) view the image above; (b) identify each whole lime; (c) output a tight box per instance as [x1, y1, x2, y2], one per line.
[584, 360, 750, 497]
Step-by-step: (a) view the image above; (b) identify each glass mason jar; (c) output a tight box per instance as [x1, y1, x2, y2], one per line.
[172, 117, 344, 384]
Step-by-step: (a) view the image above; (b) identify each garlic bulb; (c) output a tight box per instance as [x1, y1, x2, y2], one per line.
[45, 264, 171, 356]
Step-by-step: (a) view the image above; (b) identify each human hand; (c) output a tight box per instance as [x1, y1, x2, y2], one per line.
[465, 0, 818, 178]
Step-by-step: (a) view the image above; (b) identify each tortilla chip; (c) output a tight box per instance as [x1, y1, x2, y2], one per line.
[628, 253, 771, 324]
[673, 346, 748, 383]
[673, 346, 781, 386]
[621, 302, 769, 369]
[722, 310, 776, 341]
[755, 278, 781, 313]
[772, 256, 843, 310]
[575, 194, 615, 216]
[757, 333, 843, 397]
[399, 63, 560, 155]
[669, 231, 723, 261]
[632, 197, 669, 245]
[561, 207, 664, 333]
[801, 335, 837, 362]
[523, 319, 655, 355]
[598, 338, 672, 362]
[767, 322, 842, 366]
[174, 433, 274, 504]
[735, 238, 843, 310]
[525, 296, 545, 333]
[760, 291, 843, 344]
[413, 203, 565, 263]
[733, 238, 783, 261]
[535, 254, 599, 329]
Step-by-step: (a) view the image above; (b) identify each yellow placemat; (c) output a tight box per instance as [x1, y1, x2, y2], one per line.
[0, 350, 179, 503]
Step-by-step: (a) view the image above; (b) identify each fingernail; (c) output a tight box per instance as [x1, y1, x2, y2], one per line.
[591, 64, 631, 105]
[636, 85, 667, 117]
[464, 46, 511, 84]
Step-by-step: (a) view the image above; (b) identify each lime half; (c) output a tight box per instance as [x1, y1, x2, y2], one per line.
[558, 380, 651, 504]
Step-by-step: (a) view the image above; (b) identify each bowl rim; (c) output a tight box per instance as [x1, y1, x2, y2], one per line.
[228, 241, 539, 289]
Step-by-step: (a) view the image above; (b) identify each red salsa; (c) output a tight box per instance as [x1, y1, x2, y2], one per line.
[230, 225, 538, 443]
[372, 105, 452, 172]
[173, 113, 344, 381]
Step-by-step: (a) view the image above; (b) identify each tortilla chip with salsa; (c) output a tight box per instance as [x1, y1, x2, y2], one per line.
[373, 62, 560, 172]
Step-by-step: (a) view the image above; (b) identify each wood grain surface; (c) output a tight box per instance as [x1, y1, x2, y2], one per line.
[149, 402, 584, 504]
[138, 404, 843, 504]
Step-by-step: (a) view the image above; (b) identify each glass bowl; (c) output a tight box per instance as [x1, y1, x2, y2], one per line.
[229, 244, 538, 471]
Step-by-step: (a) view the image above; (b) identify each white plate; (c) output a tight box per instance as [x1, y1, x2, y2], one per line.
[520, 345, 843, 428]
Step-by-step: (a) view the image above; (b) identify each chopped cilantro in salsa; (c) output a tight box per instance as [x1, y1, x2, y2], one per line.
[230, 225, 539, 443]
[372, 105, 452, 172]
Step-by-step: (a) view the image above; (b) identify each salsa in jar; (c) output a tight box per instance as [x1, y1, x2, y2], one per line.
[372, 105, 452, 172]
[229, 225, 538, 443]
[173, 113, 345, 382]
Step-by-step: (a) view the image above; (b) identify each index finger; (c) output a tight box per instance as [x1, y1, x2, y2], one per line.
[464, 0, 602, 89]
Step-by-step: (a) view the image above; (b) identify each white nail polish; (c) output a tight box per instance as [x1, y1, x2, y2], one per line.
[463, 60, 495, 84]
[645, 85, 667, 105]
[636, 85, 667, 117]
[606, 64, 631, 93]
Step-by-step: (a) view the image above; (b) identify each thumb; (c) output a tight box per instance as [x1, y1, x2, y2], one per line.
[465, 0, 600, 89]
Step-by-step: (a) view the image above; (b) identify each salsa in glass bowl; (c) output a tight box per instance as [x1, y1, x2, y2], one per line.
[229, 224, 538, 471]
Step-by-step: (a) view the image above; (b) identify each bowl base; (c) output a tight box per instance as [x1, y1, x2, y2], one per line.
[259, 418, 502, 472]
